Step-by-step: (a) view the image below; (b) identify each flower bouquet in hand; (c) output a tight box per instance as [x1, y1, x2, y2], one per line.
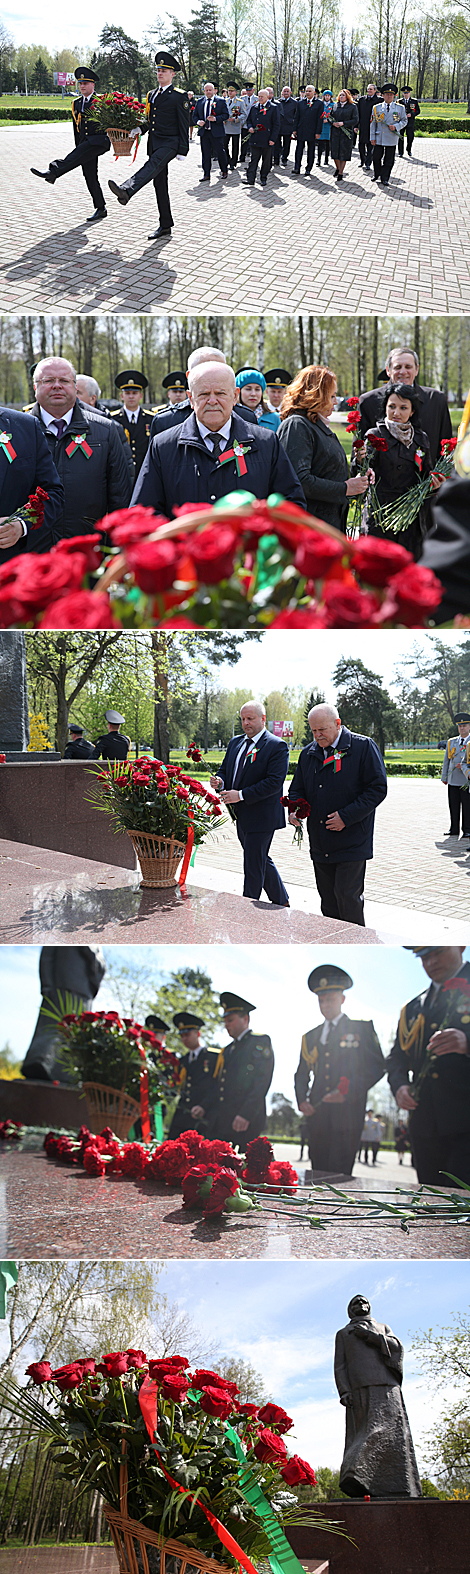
[369, 437, 458, 538]
[409, 975, 470, 1104]
[0, 485, 50, 544]
[0, 1352, 341, 1572]
[282, 794, 310, 848]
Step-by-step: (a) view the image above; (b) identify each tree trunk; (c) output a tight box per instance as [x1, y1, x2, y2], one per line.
[298, 316, 306, 365]
[152, 633, 170, 762]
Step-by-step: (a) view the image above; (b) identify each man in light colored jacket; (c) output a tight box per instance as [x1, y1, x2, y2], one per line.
[441, 712, 470, 840]
[370, 83, 407, 186]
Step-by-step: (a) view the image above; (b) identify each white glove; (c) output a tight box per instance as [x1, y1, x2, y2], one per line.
[129, 126, 140, 139]
[177, 154, 186, 161]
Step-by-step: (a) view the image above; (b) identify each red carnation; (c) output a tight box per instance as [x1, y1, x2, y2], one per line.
[243, 1136, 274, 1178]
[125, 539, 179, 593]
[253, 1427, 288, 1464]
[26, 1361, 53, 1383]
[351, 538, 413, 587]
[294, 535, 344, 579]
[146, 1139, 192, 1184]
[82, 1145, 107, 1176]
[281, 1455, 317, 1486]
[366, 433, 388, 453]
[188, 526, 238, 585]
[203, 1168, 241, 1216]
[258, 1403, 293, 1433]
[117, 1143, 148, 1178]
[338, 1076, 350, 1096]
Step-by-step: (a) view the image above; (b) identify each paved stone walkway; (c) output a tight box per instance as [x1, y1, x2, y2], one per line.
[1, 127, 469, 313]
[0, 1553, 115, 1572]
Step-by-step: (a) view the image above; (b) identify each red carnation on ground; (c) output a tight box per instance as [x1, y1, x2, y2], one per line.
[188, 526, 238, 585]
[117, 1143, 149, 1178]
[253, 1427, 288, 1464]
[281, 1455, 317, 1486]
[263, 1160, 298, 1193]
[243, 1136, 274, 1179]
[145, 1139, 192, 1184]
[203, 1168, 241, 1216]
[82, 1145, 107, 1176]
[350, 537, 413, 587]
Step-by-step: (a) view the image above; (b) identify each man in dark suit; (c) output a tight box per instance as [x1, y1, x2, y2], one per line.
[295, 964, 385, 1174]
[108, 50, 189, 241]
[292, 85, 322, 174]
[275, 86, 297, 165]
[32, 356, 132, 539]
[288, 702, 387, 926]
[0, 404, 64, 562]
[398, 87, 420, 156]
[210, 700, 289, 905]
[195, 81, 229, 180]
[132, 361, 305, 512]
[149, 348, 258, 439]
[387, 945, 470, 1184]
[358, 346, 452, 466]
[168, 1011, 220, 1138]
[31, 67, 110, 223]
[245, 89, 280, 186]
[110, 370, 154, 481]
[357, 84, 381, 167]
[213, 991, 274, 1150]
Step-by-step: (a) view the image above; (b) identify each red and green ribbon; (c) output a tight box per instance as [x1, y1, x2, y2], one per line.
[217, 444, 250, 477]
[139, 1046, 151, 1144]
[323, 750, 345, 773]
[65, 434, 93, 458]
[0, 432, 17, 463]
[178, 808, 194, 887]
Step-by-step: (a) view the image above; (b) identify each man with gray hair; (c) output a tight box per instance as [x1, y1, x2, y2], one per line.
[210, 701, 289, 905]
[358, 346, 452, 466]
[132, 360, 305, 513]
[149, 346, 258, 438]
[31, 356, 131, 539]
[288, 703, 387, 927]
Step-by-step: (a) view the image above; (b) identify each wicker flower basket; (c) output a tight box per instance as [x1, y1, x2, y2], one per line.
[126, 830, 187, 889]
[106, 126, 138, 156]
[104, 1450, 231, 1574]
[83, 1081, 141, 1140]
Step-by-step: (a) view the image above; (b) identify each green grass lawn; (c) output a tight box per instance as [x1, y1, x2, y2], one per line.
[0, 93, 73, 106]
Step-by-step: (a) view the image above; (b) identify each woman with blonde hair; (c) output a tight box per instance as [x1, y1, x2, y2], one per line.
[330, 88, 359, 181]
[278, 365, 373, 531]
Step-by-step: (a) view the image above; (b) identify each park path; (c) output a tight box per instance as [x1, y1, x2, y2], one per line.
[1, 128, 469, 313]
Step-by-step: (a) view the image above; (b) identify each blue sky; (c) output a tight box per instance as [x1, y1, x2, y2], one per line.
[8, 2, 386, 55]
[3, 944, 465, 1108]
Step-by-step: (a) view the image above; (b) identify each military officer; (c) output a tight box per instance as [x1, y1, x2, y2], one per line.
[370, 83, 407, 186]
[294, 965, 385, 1176]
[145, 1013, 170, 1041]
[108, 50, 189, 241]
[93, 710, 131, 761]
[162, 371, 188, 406]
[387, 946, 470, 1185]
[441, 712, 470, 841]
[398, 86, 420, 156]
[213, 991, 274, 1151]
[31, 67, 110, 223]
[110, 371, 154, 480]
[264, 368, 291, 416]
[168, 1011, 220, 1138]
[63, 723, 95, 759]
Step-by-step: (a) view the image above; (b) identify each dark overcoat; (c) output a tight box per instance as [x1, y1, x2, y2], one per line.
[288, 727, 387, 864]
[278, 411, 349, 529]
[30, 400, 132, 538]
[131, 411, 306, 512]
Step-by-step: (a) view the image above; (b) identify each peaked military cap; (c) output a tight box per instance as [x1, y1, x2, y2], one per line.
[69, 723, 84, 735]
[75, 67, 99, 83]
[115, 370, 148, 391]
[264, 367, 291, 387]
[220, 991, 255, 1015]
[308, 965, 353, 994]
[402, 85, 412, 92]
[145, 1014, 170, 1033]
[381, 81, 398, 92]
[162, 370, 188, 391]
[155, 50, 181, 70]
[173, 1011, 204, 1030]
[403, 947, 438, 957]
[454, 712, 470, 724]
[105, 709, 125, 724]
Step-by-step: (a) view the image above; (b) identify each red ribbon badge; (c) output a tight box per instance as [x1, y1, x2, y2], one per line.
[178, 808, 194, 887]
[138, 1378, 259, 1574]
[139, 1044, 151, 1144]
[65, 434, 93, 458]
[323, 751, 343, 773]
[218, 444, 249, 477]
[0, 432, 17, 463]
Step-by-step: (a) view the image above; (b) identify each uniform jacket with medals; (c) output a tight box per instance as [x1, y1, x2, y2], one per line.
[71, 94, 110, 154]
[0, 405, 64, 560]
[398, 96, 420, 126]
[110, 407, 154, 479]
[289, 728, 388, 864]
[30, 401, 132, 539]
[370, 99, 407, 145]
[145, 84, 190, 156]
[246, 100, 280, 147]
[173, 1046, 220, 1129]
[131, 411, 306, 512]
[295, 1014, 385, 1135]
[387, 960, 470, 1137]
[218, 729, 287, 835]
[441, 735, 470, 788]
[215, 1028, 274, 1143]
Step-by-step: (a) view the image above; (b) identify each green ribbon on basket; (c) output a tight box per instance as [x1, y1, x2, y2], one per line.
[153, 1101, 164, 1143]
[0, 1262, 18, 1319]
[224, 1421, 308, 1574]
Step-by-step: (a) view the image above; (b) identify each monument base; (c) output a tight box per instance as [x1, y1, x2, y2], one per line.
[0, 1078, 87, 1129]
[288, 1498, 470, 1574]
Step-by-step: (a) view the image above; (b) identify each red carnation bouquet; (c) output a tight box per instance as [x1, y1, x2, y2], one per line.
[1, 1348, 332, 1570]
[370, 437, 458, 538]
[282, 793, 310, 848]
[1, 485, 49, 537]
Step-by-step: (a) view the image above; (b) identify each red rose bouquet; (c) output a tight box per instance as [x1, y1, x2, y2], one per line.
[86, 755, 226, 846]
[42, 1008, 180, 1108]
[91, 90, 147, 134]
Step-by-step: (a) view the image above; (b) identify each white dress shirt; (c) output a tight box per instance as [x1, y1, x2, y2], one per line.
[40, 407, 75, 432]
[320, 1012, 344, 1044]
[196, 416, 232, 452]
[233, 726, 266, 801]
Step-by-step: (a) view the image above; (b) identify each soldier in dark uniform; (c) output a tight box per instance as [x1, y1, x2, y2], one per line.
[387, 945, 470, 1186]
[398, 87, 420, 156]
[63, 723, 95, 759]
[162, 371, 188, 405]
[213, 992, 274, 1151]
[31, 67, 110, 223]
[110, 371, 154, 481]
[264, 367, 291, 417]
[168, 1012, 220, 1138]
[294, 965, 385, 1176]
[145, 1013, 170, 1041]
[93, 709, 130, 761]
[108, 50, 189, 241]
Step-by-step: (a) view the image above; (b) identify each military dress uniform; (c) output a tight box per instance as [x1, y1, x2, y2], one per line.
[387, 955, 470, 1184]
[93, 711, 130, 761]
[398, 91, 420, 156]
[370, 88, 407, 185]
[108, 51, 189, 237]
[111, 371, 154, 481]
[295, 966, 385, 1175]
[213, 992, 274, 1151]
[169, 1048, 220, 1137]
[31, 68, 110, 219]
[441, 716, 470, 838]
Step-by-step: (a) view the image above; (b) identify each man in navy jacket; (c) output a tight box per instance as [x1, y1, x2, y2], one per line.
[245, 90, 280, 185]
[131, 360, 305, 512]
[275, 85, 297, 164]
[195, 82, 229, 179]
[293, 86, 322, 173]
[289, 702, 387, 926]
[210, 700, 289, 905]
[0, 405, 64, 562]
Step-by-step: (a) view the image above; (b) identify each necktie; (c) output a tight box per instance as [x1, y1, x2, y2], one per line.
[53, 419, 66, 440]
[209, 432, 225, 460]
[232, 738, 249, 787]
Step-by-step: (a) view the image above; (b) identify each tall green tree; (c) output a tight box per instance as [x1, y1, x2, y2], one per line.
[333, 657, 401, 755]
[411, 1308, 470, 1489]
[302, 688, 326, 744]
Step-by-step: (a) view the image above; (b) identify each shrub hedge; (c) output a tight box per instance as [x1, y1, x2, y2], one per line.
[416, 115, 470, 133]
[0, 106, 71, 121]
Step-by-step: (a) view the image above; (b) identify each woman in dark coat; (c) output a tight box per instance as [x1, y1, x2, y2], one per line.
[357, 381, 442, 557]
[278, 364, 374, 532]
[330, 89, 359, 180]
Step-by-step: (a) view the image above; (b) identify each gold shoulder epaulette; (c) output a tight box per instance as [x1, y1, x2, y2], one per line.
[301, 1032, 318, 1069]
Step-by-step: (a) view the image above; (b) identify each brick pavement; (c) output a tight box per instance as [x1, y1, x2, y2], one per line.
[1, 127, 469, 313]
[195, 777, 470, 921]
